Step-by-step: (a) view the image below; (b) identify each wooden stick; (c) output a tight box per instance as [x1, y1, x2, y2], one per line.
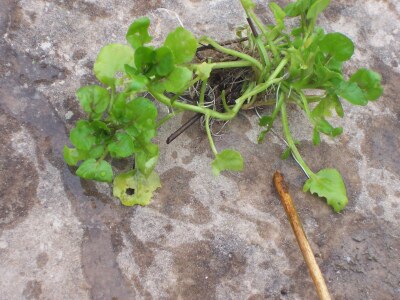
[273, 171, 332, 300]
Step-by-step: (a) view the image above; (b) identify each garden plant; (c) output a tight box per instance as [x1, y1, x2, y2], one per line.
[64, 0, 383, 212]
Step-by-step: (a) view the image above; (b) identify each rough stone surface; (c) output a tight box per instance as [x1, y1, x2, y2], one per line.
[1, 0, 399, 299]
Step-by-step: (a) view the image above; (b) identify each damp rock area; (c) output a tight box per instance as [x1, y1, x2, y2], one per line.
[1, 1, 399, 299]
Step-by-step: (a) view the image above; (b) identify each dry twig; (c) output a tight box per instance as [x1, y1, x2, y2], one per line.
[273, 171, 332, 300]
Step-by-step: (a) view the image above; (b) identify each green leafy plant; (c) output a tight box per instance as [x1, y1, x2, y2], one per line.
[64, 0, 382, 212]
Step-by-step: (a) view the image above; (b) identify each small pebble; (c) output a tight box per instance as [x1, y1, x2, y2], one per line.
[65, 111, 74, 120]
[0, 240, 8, 249]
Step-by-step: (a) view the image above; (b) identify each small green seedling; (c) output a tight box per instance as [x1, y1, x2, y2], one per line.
[64, 0, 382, 212]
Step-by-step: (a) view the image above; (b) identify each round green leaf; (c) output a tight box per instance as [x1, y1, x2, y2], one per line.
[336, 80, 368, 105]
[63, 146, 88, 166]
[126, 17, 153, 49]
[113, 170, 161, 206]
[94, 44, 135, 87]
[135, 143, 159, 177]
[303, 168, 348, 212]
[154, 46, 174, 76]
[108, 132, 135, 158]
[124, 97, 158, 128]
[164, 27, 197, 64]
[76, 159, 113, 183]
[320, 33, 354, 61]
[134, 46, 155, 74]
[109, 93, 126, 122]
[349, 68, 383, 101]
[284, 0, 310, 17]
[76, 85, 110, 117]
[88, 145, 106, 159]
[70, 120, 96, 151]
[306, 0, 331, 20]
[212, 149, 244, 176]
[164, 66, 193, 93]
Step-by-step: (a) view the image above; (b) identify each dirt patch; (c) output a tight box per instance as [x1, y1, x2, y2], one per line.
[361, 116, 400, 176]
[22, 280, 42, 300]
[170, 238, 247, 299]
[130, 0, 162, 16]
[43, 0, 111, 20]
[0, 111, 38, 229]
[157, 167, 212, 224]
[36, 252, 49, 268]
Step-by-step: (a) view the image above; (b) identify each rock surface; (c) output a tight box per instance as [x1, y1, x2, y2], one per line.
[0, 0, 399, 299]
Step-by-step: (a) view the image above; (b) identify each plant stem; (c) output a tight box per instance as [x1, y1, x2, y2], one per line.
[99, 150, 109, 162]
[230, 57, 288, 114]
[255, 37, 271, 71]
[281, 102, 315, 178]
[207, 60, 254, 69]
[205, 115, 218, 156]
[247, 11, 279, 59]
[151, 90, 232, 120]
[298, 90, 313, 117]
[196, 37, 248, 52]
[199, 80, 207, 107]
[221, 90, 231, 112]
[262, 92, 285, 123]
[241, 98, 276, 109]
[108, 88, 115, 113]
[200, 37, 263, 71]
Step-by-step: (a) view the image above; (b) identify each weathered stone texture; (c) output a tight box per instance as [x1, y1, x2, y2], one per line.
[0, 0, 399, 299]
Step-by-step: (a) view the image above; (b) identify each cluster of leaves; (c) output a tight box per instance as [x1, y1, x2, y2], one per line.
[251, 0, 382, 211]
[64, 17, 200, 206]
[65, 0, 382, 212]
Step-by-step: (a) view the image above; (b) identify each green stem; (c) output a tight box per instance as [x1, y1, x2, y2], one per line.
[151, 90, 232, 120]
[306, 94, 326, 102]
[274, 36, 287, 45]
[98, 150, 109, 162]
[205, 115, 218, 156]
[208, 60, 254, 69]
[108, 88, 115, 112]
[200, 37, 263, 71]
[199, 80, 207, 107]
[270, 92, 285, 121]
[298, 90, 313, 120]
[221, 90, 231, 112]
[254, 36, 271, 72]
[242, 98, 276, 109]
[247, 11, 268, 36]
[230, 58, 287, 114]
[248, 11, 279, 59]
[281, 102, 315, 178]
